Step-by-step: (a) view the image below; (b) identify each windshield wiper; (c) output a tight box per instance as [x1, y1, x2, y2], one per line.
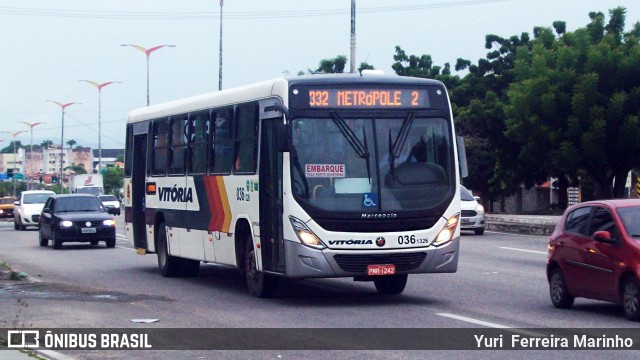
[390, 112, 415, 159]
[387, 112, 415, 185]
[330, 112, 371, 183]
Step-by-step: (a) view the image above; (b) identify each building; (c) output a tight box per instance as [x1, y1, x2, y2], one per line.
[92, 149, 124, 172]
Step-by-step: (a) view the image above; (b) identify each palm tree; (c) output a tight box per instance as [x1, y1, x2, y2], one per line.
[65, 163, 87, 175]
[66, 139, 77, 150]
[40, 140, 53, 149]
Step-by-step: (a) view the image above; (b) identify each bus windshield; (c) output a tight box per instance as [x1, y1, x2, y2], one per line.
[291, 115, 454, 214]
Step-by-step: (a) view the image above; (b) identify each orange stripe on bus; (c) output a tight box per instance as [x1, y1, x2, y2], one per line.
[203, 176, 232, 233]
[216, 177, 232, 233]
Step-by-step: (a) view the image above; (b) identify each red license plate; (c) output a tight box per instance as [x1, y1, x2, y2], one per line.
[367, 264, 396, 276]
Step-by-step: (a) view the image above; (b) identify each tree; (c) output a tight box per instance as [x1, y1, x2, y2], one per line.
[358, 62, 375, 72]
[40, 140, 53, 149]
[103, 166, 124, 196]
[506, 7, 640, 199]
[0, 141, 23, 154]
[65, 163, 87, 175]
[66, 139, 77, 150]
[310, 55, 348, 74]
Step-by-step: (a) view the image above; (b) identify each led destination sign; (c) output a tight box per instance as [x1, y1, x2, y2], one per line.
[306, 88, 430, 109]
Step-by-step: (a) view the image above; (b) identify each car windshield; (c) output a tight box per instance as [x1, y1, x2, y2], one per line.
[23, 193, 53, 204]
[460, 186, 475, 201]
[99, 195, 117, 202]
[290, 116, 454, 214]
[0, 198, 14, 204]
[55, 197, 104, 212]
[617, 207, 640, 238]
[77, 187, 102, 196]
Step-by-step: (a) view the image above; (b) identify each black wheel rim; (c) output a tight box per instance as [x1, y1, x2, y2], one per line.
[550, 273, 564, 304]
[624, 281, 639, 316]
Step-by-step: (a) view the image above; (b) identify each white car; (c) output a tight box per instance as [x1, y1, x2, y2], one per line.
[14, 190, 55, 230]
[460, 185, 485, 235]
[98, 195, 121, 216]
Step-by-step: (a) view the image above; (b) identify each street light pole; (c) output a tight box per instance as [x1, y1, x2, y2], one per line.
[121, 44, 175, 106]
[219, 0, 223, 90]
[79, 80, 120, 174]
[2, 131, 26, 197]
[19, 121, 44, 190]
[47, 101, 79, 193]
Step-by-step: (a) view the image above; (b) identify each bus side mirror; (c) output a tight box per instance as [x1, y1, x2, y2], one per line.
[457, 136, 468, 179]
[276, 124, 289, 152]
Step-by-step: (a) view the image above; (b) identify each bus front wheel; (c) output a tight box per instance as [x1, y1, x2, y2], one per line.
[245, 237, 277, 298]
[374, 274, 408, 295]
[157, 222, 181, 277]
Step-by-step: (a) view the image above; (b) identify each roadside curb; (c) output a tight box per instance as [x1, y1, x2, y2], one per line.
[484, 214, 559, 236]
[485, 220, 555, 236]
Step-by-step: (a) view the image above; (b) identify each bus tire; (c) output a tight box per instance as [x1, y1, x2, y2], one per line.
[374, 274, 408, 295]
[245, 236, 277, 298]
[157, 222, 181, 277]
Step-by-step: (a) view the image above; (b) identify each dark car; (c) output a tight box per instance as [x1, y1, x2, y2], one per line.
[547, 199, 640, 321]
[39, 194, 117, 249]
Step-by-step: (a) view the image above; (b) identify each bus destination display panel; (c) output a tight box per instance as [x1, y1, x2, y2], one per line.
[293, 88, 430, 109]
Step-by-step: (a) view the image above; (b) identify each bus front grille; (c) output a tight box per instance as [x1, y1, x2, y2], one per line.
[333, 252, 427, 273]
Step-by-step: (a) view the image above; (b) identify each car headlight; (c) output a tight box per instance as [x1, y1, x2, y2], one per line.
[289, 216, 325, 249]
[103, 219, 116, 227]
[476, 204, 485, 214]
[60, 220, 73, 227]
[434, 213, 460, 246]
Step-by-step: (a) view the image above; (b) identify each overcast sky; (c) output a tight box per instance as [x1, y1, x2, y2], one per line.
[0, 0, 638, 150]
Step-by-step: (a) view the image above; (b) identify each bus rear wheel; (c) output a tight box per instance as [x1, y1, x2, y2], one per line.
[245, 237, 276, 298]
[374, 274, 408, 295]
[157, 222, 181, 277]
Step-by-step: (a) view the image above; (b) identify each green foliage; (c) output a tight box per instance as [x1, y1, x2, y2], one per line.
[103, 166, 124, 196]
[311, 55, 347, 74]
[65, 163, 87, 175]
[0, 141, 23, 154]
[506, 6, 640, 199]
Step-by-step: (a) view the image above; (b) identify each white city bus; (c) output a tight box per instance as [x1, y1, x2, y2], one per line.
[124, 73, 466, 297]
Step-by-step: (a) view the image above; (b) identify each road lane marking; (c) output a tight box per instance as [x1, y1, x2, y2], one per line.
[437, 313, 545, 337]
[498, 246, 546, 255]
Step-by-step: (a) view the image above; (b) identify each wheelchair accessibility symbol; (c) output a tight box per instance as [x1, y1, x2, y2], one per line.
[362, 193, 377, 208]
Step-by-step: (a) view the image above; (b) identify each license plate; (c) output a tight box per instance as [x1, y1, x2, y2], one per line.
[461, 219, 471, 224]
[81, 228, 97, 234]
[367, 264, 396, 276]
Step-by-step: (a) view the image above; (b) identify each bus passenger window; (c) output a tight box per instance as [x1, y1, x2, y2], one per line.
[210, 110, 233, 174]
[234, 103, 258, 174]
[151, 120, 169, 176]
[188, 112, 210, 174]
[169, 114, 188, 175]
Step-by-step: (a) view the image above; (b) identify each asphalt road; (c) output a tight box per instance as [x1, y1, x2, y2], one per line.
[0, 218, 637, 359]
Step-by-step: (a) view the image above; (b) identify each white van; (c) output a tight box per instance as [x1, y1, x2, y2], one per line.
[14, 190, 55, 230]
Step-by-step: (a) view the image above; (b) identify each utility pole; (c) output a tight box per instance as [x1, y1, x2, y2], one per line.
[219, 0, 224, 90]
[350, 0, 356, 73]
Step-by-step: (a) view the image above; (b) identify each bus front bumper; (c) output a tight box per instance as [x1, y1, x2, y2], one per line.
[283, 237, 459, 278]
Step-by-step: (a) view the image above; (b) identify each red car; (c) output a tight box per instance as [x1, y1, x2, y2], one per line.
[547, 199, 640, 321]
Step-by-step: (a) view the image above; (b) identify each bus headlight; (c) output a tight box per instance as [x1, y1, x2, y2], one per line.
[289, 216, 325, 249]
[103, 219, 116, 227]
[434, 213, 459, 246]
